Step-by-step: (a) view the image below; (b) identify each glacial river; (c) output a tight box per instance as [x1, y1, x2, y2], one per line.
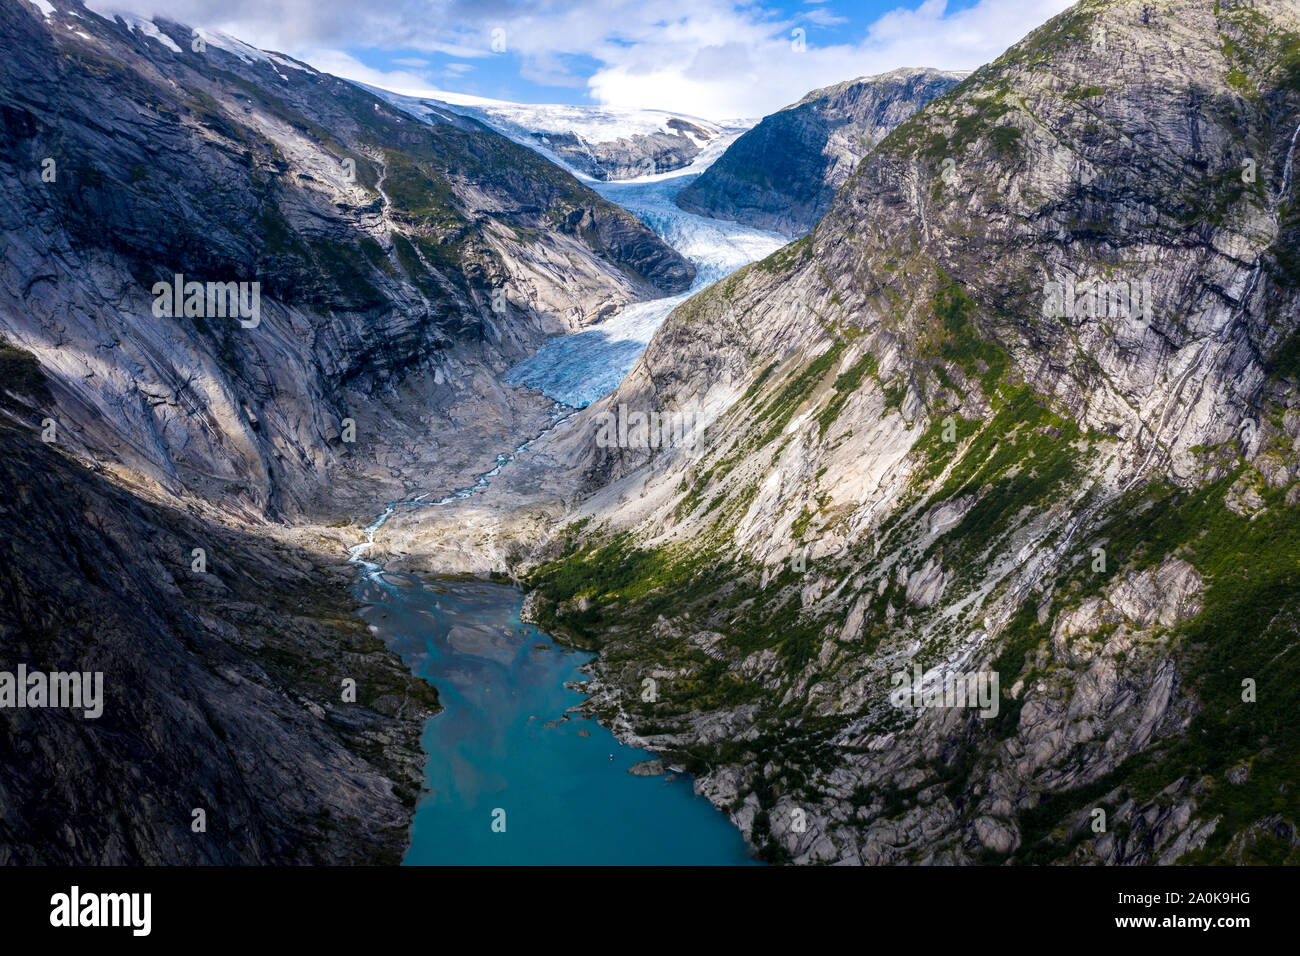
[350, 139, 787, 864]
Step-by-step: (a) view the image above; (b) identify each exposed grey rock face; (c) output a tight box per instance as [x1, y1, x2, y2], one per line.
[0, 414, 439, 864]
[677, 68, 963, 235]
[0, 0, 694, 864]
[0, 0, 692, 522]
[499, 0, 1300, 865]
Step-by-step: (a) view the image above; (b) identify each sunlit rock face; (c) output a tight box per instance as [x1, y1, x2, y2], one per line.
[513, 0, 1300, 865]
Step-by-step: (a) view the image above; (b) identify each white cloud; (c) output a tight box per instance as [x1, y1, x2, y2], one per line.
[80, 0, 1076, 119]
[586, 0, 1075, 117]
[288, 48, 438, 95]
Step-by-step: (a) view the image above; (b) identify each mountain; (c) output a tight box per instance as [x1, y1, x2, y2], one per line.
[0, 0, 694, 864]
[9, 0, 1300, 870]
[493, 0, 1300, 864]
[0, 404, 437, 864]
[1, 0, 692, 523]
[367, 86, 739, 182]
[676, 68, 964, 236]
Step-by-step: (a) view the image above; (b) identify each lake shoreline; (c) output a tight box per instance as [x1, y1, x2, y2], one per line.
[351, 571, 757, 865]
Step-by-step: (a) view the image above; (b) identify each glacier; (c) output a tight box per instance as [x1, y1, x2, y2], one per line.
[506, 139, 789, 407]
[362, 82, 790, 408]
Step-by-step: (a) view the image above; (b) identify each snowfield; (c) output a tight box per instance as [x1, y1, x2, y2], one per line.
[361, 85, 735, 180]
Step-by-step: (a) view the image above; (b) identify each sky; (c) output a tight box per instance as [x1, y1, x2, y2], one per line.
[85, 0, 1076, 120]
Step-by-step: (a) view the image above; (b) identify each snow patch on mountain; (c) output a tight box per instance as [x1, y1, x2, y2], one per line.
[81, 4, 184, 52]
[427, 89, 728, 148]
[362, 84, 744, 183]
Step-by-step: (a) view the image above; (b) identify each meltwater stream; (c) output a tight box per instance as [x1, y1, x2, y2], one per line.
[345, 143, 786, 863]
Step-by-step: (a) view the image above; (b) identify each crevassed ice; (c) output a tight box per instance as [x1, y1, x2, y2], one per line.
[361, 82, 792, 408]
[506, 159, 789, 408]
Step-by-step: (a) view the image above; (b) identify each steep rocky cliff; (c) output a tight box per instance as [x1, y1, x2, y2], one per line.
[0, 353, 438, 863]
[0, 0, 692, 522]
[516, 0, 1300, 864]
[0, 0, 695, 864]
[677, 68, 963, 235]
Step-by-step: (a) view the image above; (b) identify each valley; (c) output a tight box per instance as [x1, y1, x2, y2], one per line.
[377, 0, 1300, 866]
[343, 132, 790, 864]
[3, 0, 1300, 869]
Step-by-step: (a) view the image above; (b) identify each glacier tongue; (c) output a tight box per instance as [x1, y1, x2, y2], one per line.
[595, 173, 789, 287]
[504, 294, 689, 408]
[362, 78, 790, 408]
[507, 156, 788, 407]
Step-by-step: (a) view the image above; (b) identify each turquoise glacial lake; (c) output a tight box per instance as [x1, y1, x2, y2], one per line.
[353, 573, 758, 865]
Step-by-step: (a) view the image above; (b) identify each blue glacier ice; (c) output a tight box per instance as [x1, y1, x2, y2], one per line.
[504, 143, 790, 407]
[365, 84, 792, 408]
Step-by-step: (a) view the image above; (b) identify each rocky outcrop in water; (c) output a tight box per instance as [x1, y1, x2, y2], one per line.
[676, 68, 963, 235]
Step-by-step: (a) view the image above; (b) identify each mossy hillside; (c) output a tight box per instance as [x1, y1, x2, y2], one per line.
[359, 236, 396, 277]
[524, 532, 865, 853]
[1268, 321, 1300, 380]
[390, 233, 435, 294]
[529, 301, 1088, 705]
[220, 74, 541, 294]
[1269, 194, 1300, 289]
[520, 8, 1300, 850]
[296, 70, 614, 220]
[816, 351, 879, 437]
[661, 265, 1074, 625]
[380, 150, 464, 229]
[669, 264, 977, 523]
[671, 339, 848, 522]
[753, 234, 814, 277]
[917, 386, 1088, 571]
[749, 341, 845, 449]
[524, 531, 844, 694]
[763, 458, 1300, 865]
[1000, 466, 1300, 864]
[929, 276, 1009, 391]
